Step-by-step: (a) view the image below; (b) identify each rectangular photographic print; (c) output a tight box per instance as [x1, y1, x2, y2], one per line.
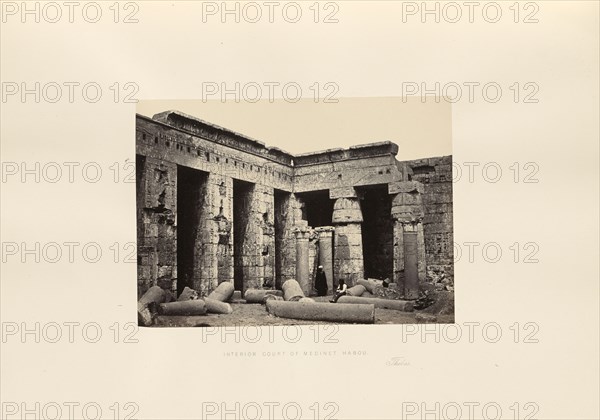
[135, 99, 454, 327]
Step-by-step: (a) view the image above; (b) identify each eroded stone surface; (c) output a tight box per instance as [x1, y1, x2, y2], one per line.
[136, 111, 453, 304]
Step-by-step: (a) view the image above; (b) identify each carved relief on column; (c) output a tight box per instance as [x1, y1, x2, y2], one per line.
[137, 157, 177, 298]
[294, 225, 311, 295]
[315, 226, 335, 293]
[389, 181, 426, 300]
[330, 187, 364, 287]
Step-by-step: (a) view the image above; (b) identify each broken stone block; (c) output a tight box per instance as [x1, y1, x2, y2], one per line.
[298, 297, 316, 303]
[158, 300, 207, 316]
[231, 290, 242, 300]
[266, 300, 374, 324]
[164, 290, 176, 303]
[337, 296, 413, 312]
[137, 286, 167, 327]
[264, 295, 283, 302]
[177, 287, 199, 301]
[207, 282, 234, 302]
[282, 279, 305, 301]
[204, 298, 233, 314]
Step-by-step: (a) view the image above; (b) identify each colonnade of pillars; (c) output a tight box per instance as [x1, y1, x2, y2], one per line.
[291, 181, 426, 299]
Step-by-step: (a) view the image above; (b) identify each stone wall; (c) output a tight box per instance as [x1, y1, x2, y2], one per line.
[136, 111, 453, 299]
[404, 156, 454, 287]
[136, 156, 177, 297]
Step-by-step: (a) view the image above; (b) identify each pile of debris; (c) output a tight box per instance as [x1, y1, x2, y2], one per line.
[413, 290, 434, 310]
[350, 278, 407, 301]
[138, 276, 424, 327]
[137, 282, 235, 326]
[426, 267, 454, 292]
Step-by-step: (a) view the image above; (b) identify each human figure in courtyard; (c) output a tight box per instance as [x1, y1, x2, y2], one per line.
[330, 278, 347, 303]
[315, 265, 328, 296]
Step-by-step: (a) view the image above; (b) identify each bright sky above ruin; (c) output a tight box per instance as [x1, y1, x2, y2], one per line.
[137, 98, 452, 160]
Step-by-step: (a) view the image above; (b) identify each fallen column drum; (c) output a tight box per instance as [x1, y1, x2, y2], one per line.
[207, 282, 235, 302]
[204, 298, 233, 314]
[244, 289, 284, 304]
[337, 296, 414, 312]
[266, 300, 374, 324]
[282, 279, 305, 301]
[158, 300, 207, 316]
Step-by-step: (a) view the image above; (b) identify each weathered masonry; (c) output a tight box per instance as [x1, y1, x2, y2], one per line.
[136, 111, 453, 300]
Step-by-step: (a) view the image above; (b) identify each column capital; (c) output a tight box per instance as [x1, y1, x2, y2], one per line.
[332, 197, 363, 224]
[390, 181, 424, 223]
[293, 225, 311, 240]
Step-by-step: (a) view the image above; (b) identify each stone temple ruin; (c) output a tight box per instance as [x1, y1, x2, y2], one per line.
[136, 110, 453, 305]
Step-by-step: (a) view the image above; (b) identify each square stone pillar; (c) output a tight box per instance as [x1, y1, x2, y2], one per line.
[274, 192, 299, 288]
[330, 188, 364, 287]
[207, 174, 234, 292]
[136, 156, 177, 298]
[259, 185, 275, 288]
[389, 181, 426, 299]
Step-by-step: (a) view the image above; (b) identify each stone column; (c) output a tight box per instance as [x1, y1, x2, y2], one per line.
[243, 184, 264, 292]
[274, 192, 299, 288]
[389, 181, 426, 300]
[210, 174, 234, 288]
[294, 225, 311, 295]
[315, 226, 334, 293]
[330, 188, 364, 287]
[259, 186, 275, 288]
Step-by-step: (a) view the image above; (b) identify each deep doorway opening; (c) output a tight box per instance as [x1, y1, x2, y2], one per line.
[233, 179, 255, 291]
[359, 185, 394, 280]
[177, 165, 209, 295]
[274, 189, 292, 289]
[296, 190, 334, 227]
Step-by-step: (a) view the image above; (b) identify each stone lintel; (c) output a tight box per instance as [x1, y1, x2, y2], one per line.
[388, 180, 424, 195]
[329, 187, 362, 199]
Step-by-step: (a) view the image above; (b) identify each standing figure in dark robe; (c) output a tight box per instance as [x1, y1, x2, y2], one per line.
[315, 265, 328, 296]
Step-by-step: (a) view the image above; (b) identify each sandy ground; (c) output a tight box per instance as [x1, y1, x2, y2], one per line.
[152, 295, 454, 327]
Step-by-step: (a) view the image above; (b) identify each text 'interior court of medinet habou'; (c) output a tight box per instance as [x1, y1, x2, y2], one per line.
[136, 110, 454, 325]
